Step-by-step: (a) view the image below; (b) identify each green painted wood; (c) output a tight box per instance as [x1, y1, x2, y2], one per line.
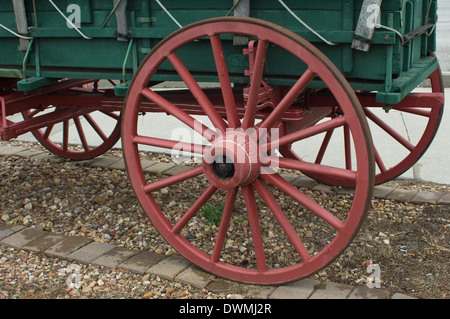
[16, 77, 57, 91]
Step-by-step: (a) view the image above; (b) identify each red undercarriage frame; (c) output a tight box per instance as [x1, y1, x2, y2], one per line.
[0, 77, 443, 142]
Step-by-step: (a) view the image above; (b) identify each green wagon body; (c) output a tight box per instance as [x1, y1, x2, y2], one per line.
[0, 0, 439, 104]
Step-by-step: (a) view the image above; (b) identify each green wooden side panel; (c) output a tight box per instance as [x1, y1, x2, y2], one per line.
[0, 0, 438, 100]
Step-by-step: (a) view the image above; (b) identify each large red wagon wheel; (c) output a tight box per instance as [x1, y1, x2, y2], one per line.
[122, 17, 374, 284]
[22, 81, 121, 160]
[283, 59, 444, 186]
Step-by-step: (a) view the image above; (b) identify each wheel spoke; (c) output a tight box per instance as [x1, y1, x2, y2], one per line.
[83, 113, 108, 141]
[171, 185, 217, 234]
[253, 179, 311, 261]
[62, 120, 69, 151]
[143, 166, 204, 193]
[43, 124, 54, 139]
[343, 124, 352, 170]
[141, 88, 217, 142]
[259, 69, 316, 131]
[274, 157, 357, 181]
[133, 135, 208, 155]
[100, 110, 121, 120]
[374, 145, 387, 173]
[210, 35, 240, 129]
[315, 129, 334, 164]
[73, 116, 90, 151]
[364, 107, 415, 151]
[167, 52, 228, 133]
[242, 185, 267, 272]
[242, 40, 268, 130]
[211, 188, 238, 262]
[261, 173, 345, 231]
[391, 106, 431, 117]
[265, 116, 347, 150]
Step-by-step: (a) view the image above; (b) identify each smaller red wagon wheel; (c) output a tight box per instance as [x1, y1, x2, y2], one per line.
[369, 62, 444, 184]
[22, 81, 122, 160]
[283, 57, 444, 186]
[122, 17, 374, 285]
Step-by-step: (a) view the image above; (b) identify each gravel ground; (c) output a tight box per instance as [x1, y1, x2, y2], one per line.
[0, 247, 223, 299]
[0, 140, 449, 299]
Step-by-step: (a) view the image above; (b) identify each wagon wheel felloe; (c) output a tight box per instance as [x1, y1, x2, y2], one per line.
[122, 17, 374, 284]
[22, 81, 121, 160]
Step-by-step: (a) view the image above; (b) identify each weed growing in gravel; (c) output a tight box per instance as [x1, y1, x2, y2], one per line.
[201, 203, 224, 226]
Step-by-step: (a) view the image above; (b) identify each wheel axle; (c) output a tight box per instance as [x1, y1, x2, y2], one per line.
[203, 130, 261, 189]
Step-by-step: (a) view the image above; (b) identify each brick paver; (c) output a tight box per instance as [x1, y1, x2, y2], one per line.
[437, 192, 450, 204]
[147, 255, 191, 280]
[347, 286, 390, 299]
[411, 191, 444, 204]
[140, 159, 158, 170]
[92, 246, 138, 268]
[144, 162, 176, 174]
[108, 159, 126, 170]
[292, 177, 319, 189]
[269, 278, 319, 299]
[175, 266, 215, 289]
[91, 157, 122, 168]
[29, 153, 62, 162]
[118, 250, 164, 274]
[67, 241, 115, 264]
[312, 184, 334, 193]
[164, 165, 194, 176]
[0, 227, 46, 249]
[308, 282, 354, 299]
[14, 149, 46, 158]
[391, 292, 417, 299]
[45, 236, 93, 259]
[0, 146, 27, 156]
[373, 186, 395, 198]
[0, 224, 25, 240]
[22, 232, 67, 253]
[386, 188, 418, 202]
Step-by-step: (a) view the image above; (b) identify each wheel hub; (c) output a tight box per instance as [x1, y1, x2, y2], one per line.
[211, 156, 235, 179]
[203, 131, 261, 189]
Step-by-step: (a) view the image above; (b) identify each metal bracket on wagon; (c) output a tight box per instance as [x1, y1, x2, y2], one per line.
[352, 0, 383, 52]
